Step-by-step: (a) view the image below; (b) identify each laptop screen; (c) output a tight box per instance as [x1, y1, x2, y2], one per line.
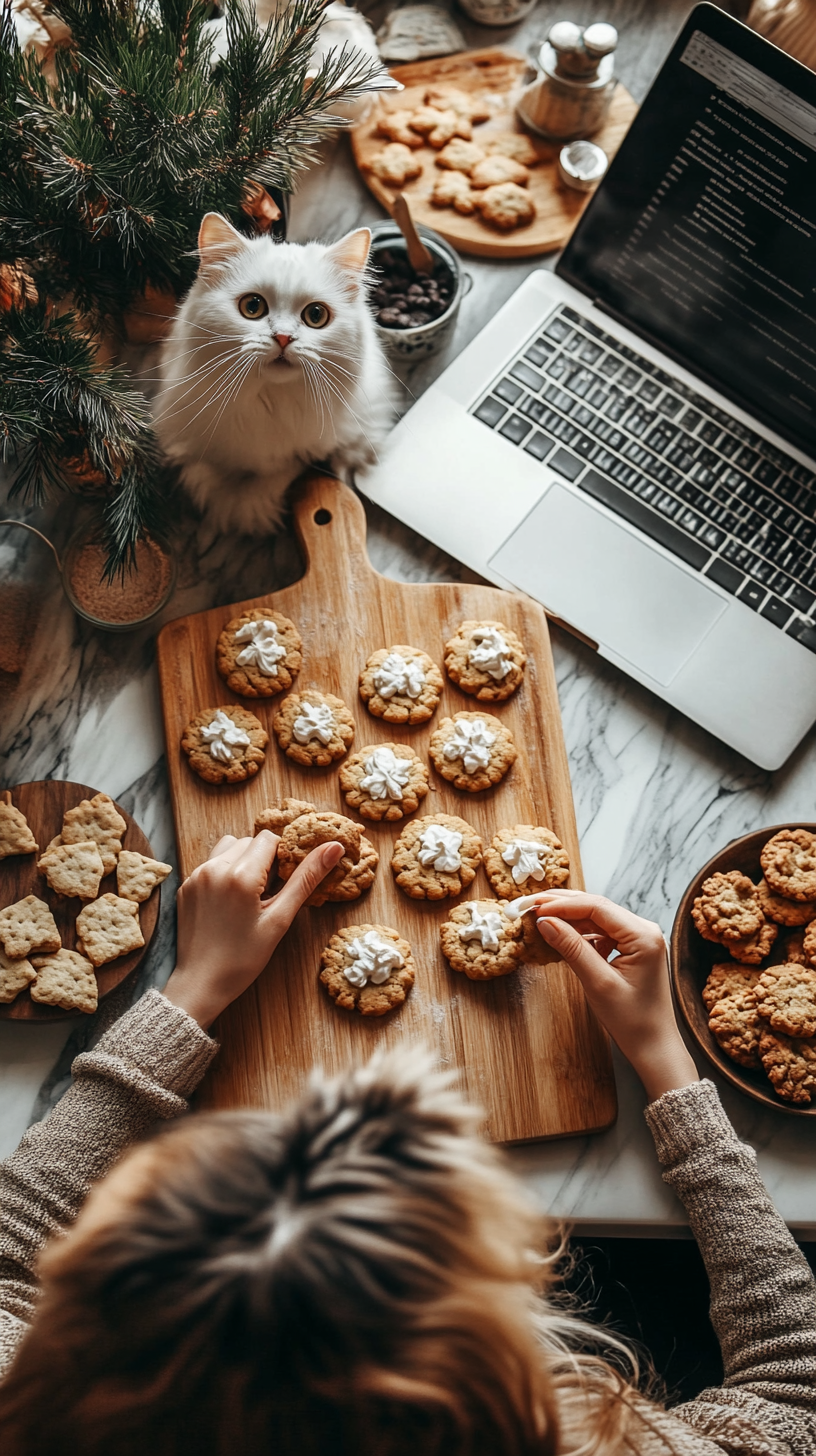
[558, 2, 816, 462]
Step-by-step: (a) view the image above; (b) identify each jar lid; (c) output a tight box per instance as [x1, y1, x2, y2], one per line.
[558, 139, 609, 191]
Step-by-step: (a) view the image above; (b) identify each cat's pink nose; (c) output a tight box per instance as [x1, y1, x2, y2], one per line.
[274, 333, 293, 351]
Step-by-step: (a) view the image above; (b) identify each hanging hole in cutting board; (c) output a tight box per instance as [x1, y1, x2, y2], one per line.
[314, 508, 332, 525]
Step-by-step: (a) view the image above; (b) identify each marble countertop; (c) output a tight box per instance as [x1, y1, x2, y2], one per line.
[4, 0, 816, 1236]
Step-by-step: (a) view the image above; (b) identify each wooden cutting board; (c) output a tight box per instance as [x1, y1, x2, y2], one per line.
[351, 47, 638, 260]
[156, 474, 616, 1142]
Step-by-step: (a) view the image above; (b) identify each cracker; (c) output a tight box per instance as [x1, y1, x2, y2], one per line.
[0, 895, 61, 958]
[30, 949, 98, 1014]
[0, 947, 36, 1003]
[116, 850, 172, 903]
[75, 893, 144, 967]
[61, 792, 127, 875]
[0, 793, 38, 858]
[38, 840, 106, 901]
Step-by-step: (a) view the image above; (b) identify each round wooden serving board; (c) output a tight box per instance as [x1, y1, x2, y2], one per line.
[351, 47, 638, 259]
[0, 781, 160, 1021]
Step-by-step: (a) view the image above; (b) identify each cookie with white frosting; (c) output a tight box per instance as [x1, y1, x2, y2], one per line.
[181, 706, 268, 785]
[216, 608, 302, 698]
[359, 645, 443, 725]
[272, 689, 355, 767]
[443, 619, 526, 702]
[339, 742, 429, 822]
[485, 824, 570, 899]
[440, 899, 524, 979]
[429, 711, 516, 792]
[320, 923, 415, 1016]
[391, 813, 483, 900]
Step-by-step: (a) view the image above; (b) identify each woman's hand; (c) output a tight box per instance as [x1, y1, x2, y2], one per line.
[533, 890, 699, 1102]
[163, 831, 343, 1029]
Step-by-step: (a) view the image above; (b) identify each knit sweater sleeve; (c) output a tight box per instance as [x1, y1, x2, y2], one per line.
[0, 989, 217, 1380]
[645, 1079, 816, 1456]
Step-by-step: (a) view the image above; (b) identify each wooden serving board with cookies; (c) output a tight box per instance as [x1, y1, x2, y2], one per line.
[156, 473, 616, 1143]
[351, 47, 638, 260]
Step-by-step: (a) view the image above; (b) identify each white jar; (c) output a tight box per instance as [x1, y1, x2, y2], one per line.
[457, 0, 537, 28]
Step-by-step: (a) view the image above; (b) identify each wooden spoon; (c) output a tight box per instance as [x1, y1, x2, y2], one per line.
[391, 192, 434, 275]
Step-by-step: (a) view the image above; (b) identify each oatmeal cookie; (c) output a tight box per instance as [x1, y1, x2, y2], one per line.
[339, 743, 429, 822]
[756, 875, 816, 926]
[320, 924, 415, 1016]
[709, 996, 763, 1069]
[772, 927, 809, 966]
[484, 134, 540, 167]
[429, 711, 516, 792]
[475, 183, 536, 231]
[701, 961, 760, 1012]
[424, 86, 491, 124]
[0, 792, 38, 857]
[485, 825, 570, 898]
[376, 108, 425, 148]
[803, 918, 816, 968]
[216, 608, 302, 699]
[469, 155, 529, 189]
[727, 919, 778, 965]
[519, 910, 561, 966]
[691, 870, 765, 944]
[431, 171, 476, 214]
[409, 105, 471, 147]
[277, 811, 362, 903]
[359, 645, 443, 725]
[755, 962, 816, 1038]
[435, 139, 485, 174]
[254, 798, 316, 835]
[440, 899, 524, 980]
[272, 689, 355, 768]
[443, 619, 526, 701]
[181, 706, 268, 785]
[366, 144, 423, 187]
[759, 1028, 816, 1104]
[391, 813, 483, 901]
[761, 829, 816, 902]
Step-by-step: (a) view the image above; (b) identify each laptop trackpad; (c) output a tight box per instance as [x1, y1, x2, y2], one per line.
[489, 484, 726, 686]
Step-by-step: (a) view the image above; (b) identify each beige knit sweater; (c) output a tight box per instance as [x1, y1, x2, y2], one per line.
[0, 989, 814, 1456]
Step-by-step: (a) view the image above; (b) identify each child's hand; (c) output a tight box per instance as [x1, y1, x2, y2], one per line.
[533, 890, 699, 1102]
[163, 831, 343, 1029]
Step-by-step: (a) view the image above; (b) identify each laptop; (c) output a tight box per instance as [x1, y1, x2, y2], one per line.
[357, 3, 816, 770]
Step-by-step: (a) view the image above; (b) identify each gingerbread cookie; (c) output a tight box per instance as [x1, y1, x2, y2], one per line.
[444, 619, 526, 702]
[0, 947, 36, 1004]
[254, 798, 317, 836]
[691, 871, 765, 944]
[429, 712, 516, 792]
[431, 172, 476, 214]
[485, 825, 569, 899]
[727, 919, 778, 965]
[391, 813, 483, 901]
[761, 829, 816, 902]
[60, 792, 126, 875]
[359, 646, 443, 725]
[216, 608, 302, 699]
[339, 743, 429, 822]
[476, 183, 536, 232]
[756, 876, 816, 926]
[759, 1028, 816, 1104]
[409, 105, 471, 148]
[182, 706, 268, 785]
[469, 155, 529, 189]
[435, 139, 485, 174]
[424, 85, 491, 124]
[376, 108, 425, 148]
[366, 144, 423, 187]
[320, 924, 415, 1016]
[277, 810, 363, 906]
[0, 792, 38, 858]
[484, 134, 540, 167]
[30, 948, 98, 1015]
[755, 962, 816, 1038]
[0, 895, 61, 959]
[272, 689, 355, 768]
[440, 899, 524, 980]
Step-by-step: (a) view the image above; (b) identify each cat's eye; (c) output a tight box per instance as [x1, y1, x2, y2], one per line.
[238, 293, 269, 319]
[301, 301, 331, 329]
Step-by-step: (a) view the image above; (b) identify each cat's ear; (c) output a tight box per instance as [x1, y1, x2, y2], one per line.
[326, 228, 371, 284]
[197, 213, 247, 275]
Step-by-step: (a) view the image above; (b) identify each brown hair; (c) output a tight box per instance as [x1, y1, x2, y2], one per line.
[0, 1048, 645, 1456]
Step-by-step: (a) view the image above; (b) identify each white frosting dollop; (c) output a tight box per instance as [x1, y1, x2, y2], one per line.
[200, 709, 251, 763]
[504, 893, 547, 921]
[234, 618, 287, 676]
[373, 652, 425, 700]
[458, 903, 504, 952]
[293, 701, 335, 746]
[344, 929, 405, 987]
[360, 746, 411, 801]
[502, 838, 550, 886]
[442, 717, 496, 774]
[468, 626, 513, 681]
[418, 823, 463, 873]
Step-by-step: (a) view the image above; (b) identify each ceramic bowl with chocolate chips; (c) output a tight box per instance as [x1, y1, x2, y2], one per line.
[368, 221, 470, 358]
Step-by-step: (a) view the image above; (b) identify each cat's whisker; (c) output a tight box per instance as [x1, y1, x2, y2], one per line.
[301, 357, 328, 436]
[165, 355, 256, 435]
[153, 351, 251, 418]
[203, 355, 258, 443]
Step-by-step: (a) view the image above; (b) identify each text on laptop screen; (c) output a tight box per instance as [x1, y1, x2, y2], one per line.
[558, 8, 816, 461]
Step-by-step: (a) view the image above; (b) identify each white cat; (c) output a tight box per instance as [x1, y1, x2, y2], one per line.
[153, 214, 395, 536]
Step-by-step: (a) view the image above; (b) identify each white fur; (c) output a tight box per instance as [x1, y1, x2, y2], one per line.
[153, 222, 395, 536]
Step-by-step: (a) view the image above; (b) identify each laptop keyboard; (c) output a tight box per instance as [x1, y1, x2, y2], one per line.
[470, 304, 816, 653]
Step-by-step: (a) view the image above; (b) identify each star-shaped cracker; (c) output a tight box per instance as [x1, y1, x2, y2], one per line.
[75, 893, 144, 967]
[0, 895, 61, 959]
[61, 793, 127, 875]
[0, 947, 36, 1004]
[116, 851, 172, 904]
[31, 949, 98, 1014]
[0, 792, 38, 859]
[38, 840, 106, 901]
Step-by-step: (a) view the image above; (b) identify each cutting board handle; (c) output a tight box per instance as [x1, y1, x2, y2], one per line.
[292, 473, 376, 586]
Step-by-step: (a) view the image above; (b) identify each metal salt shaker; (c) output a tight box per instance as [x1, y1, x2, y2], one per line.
[517, 21, 618, 142]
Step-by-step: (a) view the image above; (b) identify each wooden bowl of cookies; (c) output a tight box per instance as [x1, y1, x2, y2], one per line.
[671, 823, 816, 1115]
